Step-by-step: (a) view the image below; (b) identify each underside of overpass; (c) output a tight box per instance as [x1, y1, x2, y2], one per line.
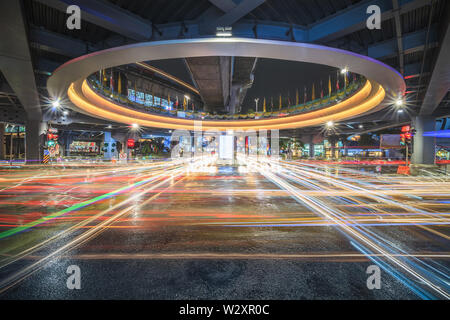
[185, 56, 231, 113]
[185, 56, 257, 114]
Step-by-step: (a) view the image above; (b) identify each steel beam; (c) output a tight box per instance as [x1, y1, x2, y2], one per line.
[35, 0, 431, 47]
[29, 27, 100, 58]
[404, 63, 429, 78]
[213, 0, 265, 26]
[202, 0, 265, 33]
[309, 0, 431, 42]
[208, 0, 237, 12]
[368, 26, 438, 59]
[148, 20, 308, 42]
[392, 0, 404, 75]
[35, 0, 152, 41]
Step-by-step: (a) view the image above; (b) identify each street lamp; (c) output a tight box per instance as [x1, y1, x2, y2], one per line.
[326, 120, 334, 128]
[254, 98, 259, 113]
[184, 95, 190, 110]
[52, 100, 60, 109]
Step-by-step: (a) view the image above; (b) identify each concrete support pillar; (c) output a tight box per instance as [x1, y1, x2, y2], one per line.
[103, 131, 116, 161]
[412, 116, 436, 165]
[308, 135, 314, 158]
[309, 142, 315, 158]
[65, 133, 73, 157]
[0, 123, 4, 160]
[25, 120, 46, 164]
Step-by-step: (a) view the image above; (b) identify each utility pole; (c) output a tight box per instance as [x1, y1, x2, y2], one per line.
[406, 143, 408, 166]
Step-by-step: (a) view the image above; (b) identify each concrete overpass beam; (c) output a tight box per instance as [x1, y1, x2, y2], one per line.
[411, 116, 435, 165]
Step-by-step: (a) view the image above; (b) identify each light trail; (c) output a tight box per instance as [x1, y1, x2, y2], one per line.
[0, 165, 183, 269]
[11, 252, 450, 261]
[0, 166, 185, 294]
[0, 162, 183, 240]
[243, 156, 450, 299]
[0, 156, 448, 299]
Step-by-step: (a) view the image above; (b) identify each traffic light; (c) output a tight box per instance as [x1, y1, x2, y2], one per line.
[401, 125, 410, 133]
[400, 126, 413, 145]
[404, 132, 412, 140]
[400, 133, 406, 146]
[127, 139, 135, 149]
[46, 131, 58, 148]
[47, 133, 58, 140]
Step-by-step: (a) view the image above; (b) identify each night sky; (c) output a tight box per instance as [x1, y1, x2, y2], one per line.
[149, 57, 339, 112]
[148, 59, 194, 86]
[242, 58, 338, 112]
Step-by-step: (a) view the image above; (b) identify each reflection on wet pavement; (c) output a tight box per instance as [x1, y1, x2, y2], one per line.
[0, 159, 449, 299]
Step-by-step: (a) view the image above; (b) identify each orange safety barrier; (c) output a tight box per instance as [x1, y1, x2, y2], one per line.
[397, 166, 410, 175]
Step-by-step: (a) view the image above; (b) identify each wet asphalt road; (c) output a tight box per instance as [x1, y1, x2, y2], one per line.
[0, 160, 448, 299]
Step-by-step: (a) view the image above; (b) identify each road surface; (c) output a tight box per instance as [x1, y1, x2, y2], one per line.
[0, 158, 448, 299]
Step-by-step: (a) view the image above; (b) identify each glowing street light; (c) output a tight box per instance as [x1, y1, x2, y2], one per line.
[340, 67, 348, 74]
[326, 120, 334, 127]
[131, 123, 139, 129]
[52, 100, 60, 109]
[395, 99, 404, 107]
